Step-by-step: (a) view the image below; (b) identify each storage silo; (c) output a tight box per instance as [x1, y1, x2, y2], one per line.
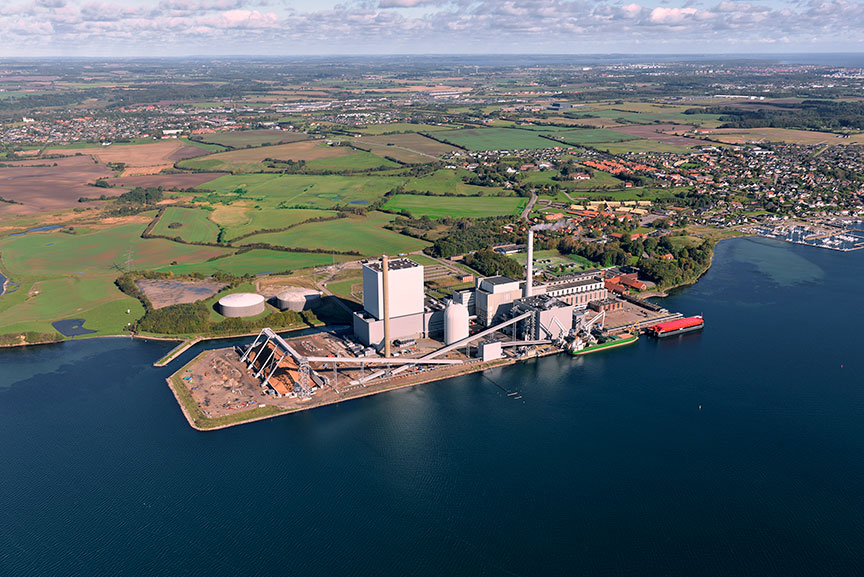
[275, 287, 322, 312]
[444, 301, 470, 345]
[217, 293, 266, 318]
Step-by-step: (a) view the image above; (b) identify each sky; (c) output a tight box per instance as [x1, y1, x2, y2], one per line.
[1, 0, 863, 57]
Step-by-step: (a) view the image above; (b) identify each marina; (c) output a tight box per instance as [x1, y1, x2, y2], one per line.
[742, 222, 864, 251]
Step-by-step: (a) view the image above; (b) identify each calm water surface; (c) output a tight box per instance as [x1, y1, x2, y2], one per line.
[1, 237, 863, 576]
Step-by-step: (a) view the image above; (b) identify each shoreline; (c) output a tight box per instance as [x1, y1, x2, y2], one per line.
[168, 348, 559, 432]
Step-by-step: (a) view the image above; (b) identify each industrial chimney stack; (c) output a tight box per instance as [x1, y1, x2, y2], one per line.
[382, 255, 391, 357]
[524, 229, 534, 298]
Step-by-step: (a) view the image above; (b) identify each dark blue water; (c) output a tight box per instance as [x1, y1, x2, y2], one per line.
[2, 237, 863, 576]
[8, 224, 64, 237]
[52, 319, 98, 337]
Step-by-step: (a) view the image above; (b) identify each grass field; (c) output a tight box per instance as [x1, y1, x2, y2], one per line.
[353, 123, 458, 135]
[198, 173, 405, 209]
[700, 127, 864, 145]
[209, 205, 338, 240]
[156, 249, 352, 276]
[151, 207, 220, 243]
[404, 168, 510, 196]
[383, 194, 526, 218]
[193, 130, 310, 148]
[0, 222, 227, 337]
[240, 212, 429, 256]
[351, 133, 459, 163]
[434, 127, 563, 150]
[553, 128, 639, 145]
[178, 141, 389, 172]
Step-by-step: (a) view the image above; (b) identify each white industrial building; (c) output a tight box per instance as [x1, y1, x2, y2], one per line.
[542, 271, 607, 308]
[217, 293, 266, 317]
[510, 294, 574, 341]
[353, 257, 446, 348]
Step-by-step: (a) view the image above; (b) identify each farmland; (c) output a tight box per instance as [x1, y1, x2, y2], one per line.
[351, 133, 460, 163]
[151, 207, 221, 243]
[106, 172, 225, 190]
[0, 156, 118, 214]
[699, 127, 864, 145]
[198, 173, 405, 209]
[50, 140, 211, 176]
[383, 194, 526, 218]
[209, 205, 339, 241]
[433, 127, 566, 151]
[176, 140, 393, 172]
[155, 249, 351, 276]
[192, 130, 310, 148]
[404, 169, 510, 196]
[241, 212, 429, 256]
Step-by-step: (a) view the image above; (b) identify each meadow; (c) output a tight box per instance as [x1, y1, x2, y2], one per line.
[177, 141, 390, 172]
[404, 168, 510, 196]
[156, 250, 353, 276]
[193, 130, 310, 148]
[433, 127, 563, 150]
[151, 207, 220, 243]
[198, 173, 405, 209]
[240, 212, 429, 256]
[383, 194, 526, 218]
[209, 205, 339, 241]
[351, 133, 460, 163]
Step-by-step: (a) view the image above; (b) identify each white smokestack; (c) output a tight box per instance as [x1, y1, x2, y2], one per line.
[524, 229, 534, 298]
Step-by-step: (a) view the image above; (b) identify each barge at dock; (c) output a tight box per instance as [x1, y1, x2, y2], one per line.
[647, 316, 704, 338]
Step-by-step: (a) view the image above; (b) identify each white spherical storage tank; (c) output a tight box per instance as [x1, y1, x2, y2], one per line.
[275, 287, 321, 312]
[217, 292, 266, 318]
[444, 301, 470, 345]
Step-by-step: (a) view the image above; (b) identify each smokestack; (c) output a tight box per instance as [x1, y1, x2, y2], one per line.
[524, 229, 534, 298]
[382, 255, 391, 357]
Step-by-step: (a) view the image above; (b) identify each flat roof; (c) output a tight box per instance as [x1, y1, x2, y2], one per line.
[482, 275, 519, 286]
[364, 257, 422, 272]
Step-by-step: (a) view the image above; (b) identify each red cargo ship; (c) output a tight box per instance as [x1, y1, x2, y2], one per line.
[647, 316, 704, 338]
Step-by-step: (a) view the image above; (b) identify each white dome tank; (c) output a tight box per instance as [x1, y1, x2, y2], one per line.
[275, 287, 321, 312]
[444, 301, 469, 345]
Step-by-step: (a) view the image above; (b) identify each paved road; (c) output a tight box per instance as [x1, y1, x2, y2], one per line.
[521, 191, 537, 221]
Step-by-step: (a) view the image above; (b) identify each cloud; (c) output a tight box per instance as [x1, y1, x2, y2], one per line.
[1, 0, 864, 55]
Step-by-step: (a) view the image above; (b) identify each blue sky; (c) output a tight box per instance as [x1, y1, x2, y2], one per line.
[0, 0, 862, 56]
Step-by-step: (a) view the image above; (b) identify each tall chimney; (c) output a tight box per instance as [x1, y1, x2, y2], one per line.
[382, 255, 391, 357]
[524, 229, 534, 298]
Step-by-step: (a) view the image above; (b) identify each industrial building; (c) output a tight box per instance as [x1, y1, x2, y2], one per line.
[217, 292, 266, 317]
[510, 295, 574, 341]
[353, 257, 443, 348]
[475, 275, 523, 326]
[542, 271, 607, 308]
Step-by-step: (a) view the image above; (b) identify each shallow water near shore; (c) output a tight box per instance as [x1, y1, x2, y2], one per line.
[1, 237, 863, 576]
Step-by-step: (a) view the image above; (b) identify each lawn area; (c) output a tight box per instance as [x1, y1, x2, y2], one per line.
[156, 249, 352, 276]
[151, 207, 220, 243]
[240, 212, 429, 256]
[666, 235, 705, 250]
[198, 173, 405, 209]
[383, 194, 526, 218]
[434, 127, 562, 150]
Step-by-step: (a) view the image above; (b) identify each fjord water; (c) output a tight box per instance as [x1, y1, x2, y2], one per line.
[2, 237, 863, 576]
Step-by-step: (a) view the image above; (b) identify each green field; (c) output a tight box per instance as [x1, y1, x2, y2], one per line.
[383, 194, 526, 218]
[553, 128, 639, 146]
[210, 205, 339, 241]
[354, 123, 459, 135]
[241, 212, 429, 256]
[404, 169, 509, 196]
[156, 249, 352, 276]
[193, 130, 310, 148]
[434, 127, 563, 151]
[304, 150, 399, 171]
[151, 207, 220, 243]
[198, 173, 405, 209]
